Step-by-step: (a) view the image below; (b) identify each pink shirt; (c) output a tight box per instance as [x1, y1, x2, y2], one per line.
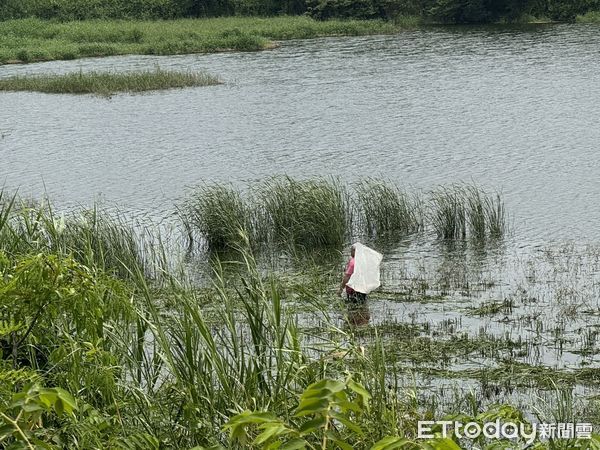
[345, 257, 355, 294]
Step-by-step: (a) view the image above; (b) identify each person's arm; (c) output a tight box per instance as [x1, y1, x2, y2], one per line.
[337, 273, 351, 296]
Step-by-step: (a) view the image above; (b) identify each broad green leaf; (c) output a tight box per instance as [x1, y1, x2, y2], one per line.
[347, 380, 371, 402]
[225, 411, 277, 427]
[22, 403, 45, 413]
[254, 423, 289, 445]
[295, 398, 330, 417]
[334, 399, 361, 413]
[330, 437, 353, 450]
[54, 388, 77, 414]
[301, 388, 335, 400]
[329, 411, 363, 435]
[280, 439, 307, 450]
[426, 438, 462, 450]
[54, 398, 64, 416]
[298, 416, 327, 434]
[38, 390, 58, 408]
[303, 380, 345, 397]
[370, 436, 411, 450]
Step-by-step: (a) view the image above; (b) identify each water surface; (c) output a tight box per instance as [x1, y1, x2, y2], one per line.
[2, 23, 600, 242]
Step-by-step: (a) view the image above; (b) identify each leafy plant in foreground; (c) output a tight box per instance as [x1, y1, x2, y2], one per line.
[0, 384, 77, 449]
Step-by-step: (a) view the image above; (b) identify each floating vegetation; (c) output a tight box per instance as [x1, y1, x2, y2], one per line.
[0, 68, 220, 96]
[466, 298, 514, 316]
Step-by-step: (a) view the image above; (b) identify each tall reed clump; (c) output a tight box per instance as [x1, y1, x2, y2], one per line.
[431, 185, 506, 240]
[134, 234, 324, 446]
[356, 179, 422, 238]
[0, 191, 150, 279]
[484, 191, 506, 238]
[430, 185, 467, 240]
[258, 176, 350, 249]
[51, 208, 151, 279]
[181, 183, 253, 251]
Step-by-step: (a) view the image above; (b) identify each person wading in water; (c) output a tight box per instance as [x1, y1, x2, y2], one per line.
[337, 244, 367, 303]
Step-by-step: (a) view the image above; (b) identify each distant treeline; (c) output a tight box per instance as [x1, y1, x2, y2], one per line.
[0, 0, 598, 22]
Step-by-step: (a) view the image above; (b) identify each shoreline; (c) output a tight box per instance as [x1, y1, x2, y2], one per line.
[1, 15, 596, 67]
[0, 16, 398, 66]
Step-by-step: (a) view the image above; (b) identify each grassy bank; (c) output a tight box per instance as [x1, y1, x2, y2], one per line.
[0, 16, 398, 65]
[0, 68, 220, 96]
[577, 10, 600, 22]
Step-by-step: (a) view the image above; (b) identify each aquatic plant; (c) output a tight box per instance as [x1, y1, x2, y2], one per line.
[484, 191, 506, 238]
[430, 185, 467, 240]
[431, 184, 506, 240]
[258, 176, 350, 249]
[0, 192, 151, 278]
[1, 194, 598, 449]
[356, 178, 422, 238]
[0, 68, 220, 96]
[181, 183, 253, 251]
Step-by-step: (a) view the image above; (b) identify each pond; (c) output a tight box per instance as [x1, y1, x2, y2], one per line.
[2, 22, 600, 419]
[2, 23, 600, 242]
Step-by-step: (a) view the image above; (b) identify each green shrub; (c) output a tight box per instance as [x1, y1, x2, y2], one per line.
[307, 0, 380, 20]
[0, 0, 190, 21]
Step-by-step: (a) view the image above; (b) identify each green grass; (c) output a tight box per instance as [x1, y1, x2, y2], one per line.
[430, 185, 467, 240]
[180, 183, 253, 251]
[0, 192, 151, 278]
[2, 188, 596, 449]
[258, 176, 350, 250]
[576, 10, 600, 23]
[355, 179, 422, 238]
[430, 184, 506, 241]
[0, 16, 399, 65]
[0, 68, 220, 96]
[181, 178, 506, 251]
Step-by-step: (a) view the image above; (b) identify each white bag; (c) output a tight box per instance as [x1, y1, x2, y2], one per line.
[346, 242, 383, 294]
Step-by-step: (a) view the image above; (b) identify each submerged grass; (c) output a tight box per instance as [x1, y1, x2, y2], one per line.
[0, 16, 399, 65]
[0, 68, 219, 96]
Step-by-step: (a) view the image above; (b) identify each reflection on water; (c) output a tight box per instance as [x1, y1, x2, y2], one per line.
[347, 301, 371, 327]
